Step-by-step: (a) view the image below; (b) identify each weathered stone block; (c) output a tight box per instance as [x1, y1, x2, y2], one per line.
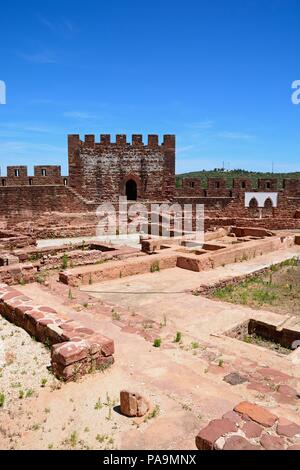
[120, 390, 150, 418]
[234, 401, 277, 427]
[195, 419, 237, 450]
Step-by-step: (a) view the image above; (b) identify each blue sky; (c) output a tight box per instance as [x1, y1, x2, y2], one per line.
[0, 0, 299, 175]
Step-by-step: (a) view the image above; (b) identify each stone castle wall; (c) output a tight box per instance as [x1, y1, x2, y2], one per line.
[176, 176, 300, 222]
[0, 133, 300, 231]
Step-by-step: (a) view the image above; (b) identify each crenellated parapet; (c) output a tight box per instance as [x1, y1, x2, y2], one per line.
[68, 134, 175, 149]
[283, 179, 300, 196]
[1, 165, 68, 187]
[179, 176, 300, 198]
[258, 178, 278, 191]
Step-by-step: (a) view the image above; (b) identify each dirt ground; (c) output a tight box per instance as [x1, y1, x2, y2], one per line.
[0, 315, 128, 450]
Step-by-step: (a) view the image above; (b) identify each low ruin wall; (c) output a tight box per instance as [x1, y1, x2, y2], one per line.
[0, 283, 114, 381]
[59, 233, 296, 286]
[0, 263, 37, 285]
[176, 235, 295, 272]
[59, 252, 178, 287]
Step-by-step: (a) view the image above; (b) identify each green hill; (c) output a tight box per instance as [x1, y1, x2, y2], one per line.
[176, 169, 300, 189]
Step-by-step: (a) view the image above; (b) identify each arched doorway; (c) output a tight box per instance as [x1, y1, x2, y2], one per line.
[249, 197, 259, 218]
[125, 179, 137, 201]
[264, 197, 273, 218]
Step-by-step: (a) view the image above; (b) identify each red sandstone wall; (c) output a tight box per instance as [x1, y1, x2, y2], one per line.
[0, 185, 91, 217]
[0, 134, 300, 232]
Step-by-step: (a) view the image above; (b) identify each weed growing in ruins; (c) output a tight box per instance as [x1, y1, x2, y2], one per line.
[279, 257, 298, 268]
[238, 291, 248, 304]
[112, 310, 121, 321]
[36, 274, 46, 284]
[160, 314, 167, 328]
[252, 289, 277, 305]
[19, 390, 24, 399]
[94, 397, 103, 410]
[31, 423, 40, 431]
[28, 253, 43, 262]
[153, 338, 162, 348]
[88, 361, 97, 375]
[61, 253, 69, 269]
[104, 392, 116, 408]
[104, 392, 116, 421]
[150, 261, 160, 273]
[218, 359, 224, 368]
[214, 285, 234, 300]
[96, 434, 114, 449]
[68, 431, 78, 448]
[41, 378, 47, 388]
[68, 289, 74, 300]
[96, 433, 108, 443]
[174, 331, 182, 343]
[146, 404, 160, 420]
[95, 258, 109, 265]
[191, 341, 200, 349]
[0, 393, 5, 407]
[181, 403, 192, 412]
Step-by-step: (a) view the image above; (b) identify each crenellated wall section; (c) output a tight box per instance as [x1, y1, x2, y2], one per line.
[1, 132, 300, 231]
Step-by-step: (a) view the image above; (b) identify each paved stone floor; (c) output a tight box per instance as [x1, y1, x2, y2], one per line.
[37, 234, 141, 249]
[3, 244, 298, 449]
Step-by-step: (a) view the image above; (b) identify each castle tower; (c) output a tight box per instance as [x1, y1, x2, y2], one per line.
[68, 134, 176, 202]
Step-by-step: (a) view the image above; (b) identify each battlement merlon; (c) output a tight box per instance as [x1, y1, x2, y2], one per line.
[34, 166, 61, 177]
[67, 134, 176, 149]
[5, 166, 63, 178]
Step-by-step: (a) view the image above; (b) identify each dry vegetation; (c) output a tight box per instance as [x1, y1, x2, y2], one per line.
[211, 258, 300, 315]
